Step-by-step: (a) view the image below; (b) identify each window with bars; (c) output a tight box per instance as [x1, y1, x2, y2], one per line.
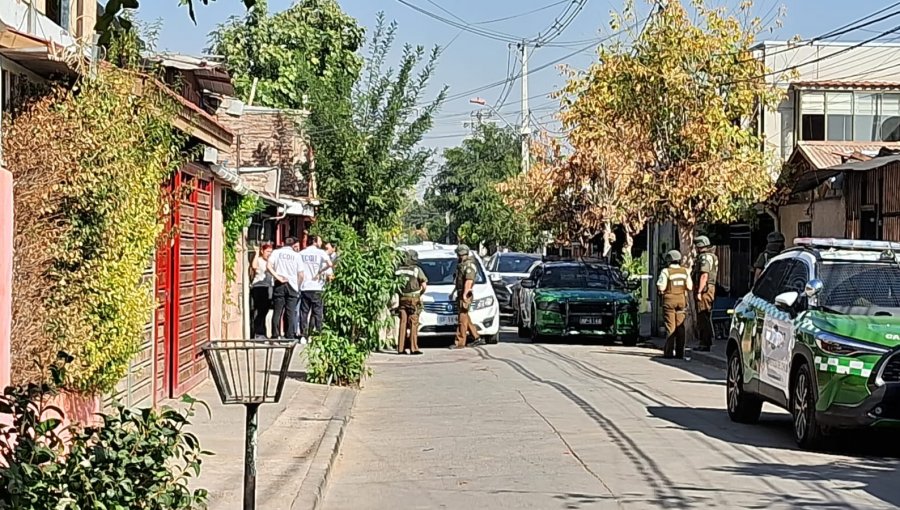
[798, 221, 812, 238]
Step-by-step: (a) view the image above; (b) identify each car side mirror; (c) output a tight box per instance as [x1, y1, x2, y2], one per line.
[520, 279, 535, 289]
[805, 279, 824, 298]
[775, 291, 799, 311]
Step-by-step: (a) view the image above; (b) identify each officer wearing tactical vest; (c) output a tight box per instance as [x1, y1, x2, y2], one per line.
[396, 250, 428, 355]
[657, 250, 692, 359]
[452, 245, 482, 349]
[753, 231, 785, 282]
[693, 236, 718, 352]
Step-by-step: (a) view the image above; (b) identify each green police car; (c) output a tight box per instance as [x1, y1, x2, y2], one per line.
[727, 238, 900, 449]
[517, 261, 641, 344]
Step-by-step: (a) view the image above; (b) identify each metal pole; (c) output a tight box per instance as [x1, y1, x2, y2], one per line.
[244, 403, 260, 510]
[519, 41, 531, 174]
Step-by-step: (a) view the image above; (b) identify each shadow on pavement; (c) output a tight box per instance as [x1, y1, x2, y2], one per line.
[649, 354, 726, 383]
[648, 405, 797, 450]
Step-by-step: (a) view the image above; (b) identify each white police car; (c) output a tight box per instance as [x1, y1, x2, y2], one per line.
[403, 243, 501, 344]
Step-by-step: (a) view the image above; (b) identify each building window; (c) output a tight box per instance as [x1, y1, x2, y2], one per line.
[800, 92, 825, 141]
[45, 0, 70, 33]
[826, 92, 852, 141]
[799, 90, 900, 142]
[798, 221, 812, 238]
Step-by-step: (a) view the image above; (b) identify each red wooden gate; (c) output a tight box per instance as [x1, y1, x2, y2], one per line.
[155, 168, 213, 400]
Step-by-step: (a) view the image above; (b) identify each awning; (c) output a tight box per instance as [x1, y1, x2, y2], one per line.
[0, 23, 78, 78]
[281, 197, 316, 218]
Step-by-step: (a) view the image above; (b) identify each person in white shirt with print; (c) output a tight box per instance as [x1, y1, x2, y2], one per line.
[298, 235, 333, 338]
[267, 237, 303, 339]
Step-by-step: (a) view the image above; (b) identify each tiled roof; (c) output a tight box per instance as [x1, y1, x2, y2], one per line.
[790, 80, 900, 90]
[793, 141, 900, 170]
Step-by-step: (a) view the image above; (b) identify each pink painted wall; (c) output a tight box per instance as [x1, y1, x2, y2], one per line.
[0, 168, 12, 390]
[210, 182, 224, 342]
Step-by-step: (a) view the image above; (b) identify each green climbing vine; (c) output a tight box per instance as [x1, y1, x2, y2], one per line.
[223, 191, 263, 283]
[6, 66, 187, 392]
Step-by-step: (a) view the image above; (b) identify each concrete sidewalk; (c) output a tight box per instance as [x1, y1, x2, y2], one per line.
[171, 354, 357, 510]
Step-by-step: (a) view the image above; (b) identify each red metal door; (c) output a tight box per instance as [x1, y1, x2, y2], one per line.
[155, 169, 213, 400]
[171, 171, 213, 397]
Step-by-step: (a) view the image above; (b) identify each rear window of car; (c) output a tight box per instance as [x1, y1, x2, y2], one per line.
[496, 255, 540, 273]
[418, 257, 487, 285]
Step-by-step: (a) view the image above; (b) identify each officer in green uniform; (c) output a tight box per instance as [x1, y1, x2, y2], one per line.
[396, 250, 427, 355]
[693, 236, 718, 352]
[657, 250, 692, 359]
[753, 232, 785, 282]
[452, 245, 481, 349]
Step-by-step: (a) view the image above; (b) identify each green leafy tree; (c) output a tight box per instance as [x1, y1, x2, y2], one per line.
[430, 124, 538, 252]
[315, 15, 447, 233]
[208, 0, 364, 112]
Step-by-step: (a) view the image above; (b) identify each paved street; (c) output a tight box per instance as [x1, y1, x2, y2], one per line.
[323, 330, 900, 510]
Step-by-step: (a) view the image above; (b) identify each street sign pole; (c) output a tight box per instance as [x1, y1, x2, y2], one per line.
[244, 402, 260, 510]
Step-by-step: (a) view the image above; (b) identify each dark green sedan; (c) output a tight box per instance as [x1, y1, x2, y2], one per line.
[516, 261, 640, 344]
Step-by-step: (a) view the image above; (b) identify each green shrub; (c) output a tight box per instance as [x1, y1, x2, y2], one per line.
[316, 221, 401, 353]
[223, 192, 263, 283]
[305, 328, 370, 386]
[0, 357, 209, 509]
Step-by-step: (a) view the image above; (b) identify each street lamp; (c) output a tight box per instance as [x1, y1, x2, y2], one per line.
[202, 339, 299, 510]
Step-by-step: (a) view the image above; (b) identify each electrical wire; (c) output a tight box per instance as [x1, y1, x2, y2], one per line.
[395, 0, 524, 43]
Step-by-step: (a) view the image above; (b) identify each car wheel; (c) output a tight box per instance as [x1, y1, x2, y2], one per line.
[726, 349, 762, 424]
[792, 363, 825, 449]
[621, 334, 639, 347]
[484, 334, 499, 345]
[530, 308, 544, 343]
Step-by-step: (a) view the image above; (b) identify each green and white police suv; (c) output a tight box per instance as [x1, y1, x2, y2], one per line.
[726, 238, 900, 449]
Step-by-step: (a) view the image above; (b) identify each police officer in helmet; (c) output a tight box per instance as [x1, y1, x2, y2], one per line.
[657, 250, 692, 359]
[693, 236, 718, 352]
[396, 250, 427, 355]
[753, 232, 785, 282]
[452, 245, 482, 349]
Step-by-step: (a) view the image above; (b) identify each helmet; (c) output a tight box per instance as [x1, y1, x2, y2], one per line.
[408, 250, 419, 263]
[665, 250, 682, 263]
[693, 236, 711, 248]
[455, 244, 470, 256]
[767, 232, 785, 243]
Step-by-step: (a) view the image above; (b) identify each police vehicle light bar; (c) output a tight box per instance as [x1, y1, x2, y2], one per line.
[794, 238, 900, 252]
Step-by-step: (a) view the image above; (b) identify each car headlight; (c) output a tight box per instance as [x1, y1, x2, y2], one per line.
[815, 332, 889, 356]
[536, 301, 562, 313]
[471, 296, 494, 310]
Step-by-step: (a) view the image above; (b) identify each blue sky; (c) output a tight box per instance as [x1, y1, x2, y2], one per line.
[138, 0, 900, 153]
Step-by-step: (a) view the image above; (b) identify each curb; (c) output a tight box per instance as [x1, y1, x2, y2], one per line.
[290, 388, 358, 510]
[644, 337, 726, 369]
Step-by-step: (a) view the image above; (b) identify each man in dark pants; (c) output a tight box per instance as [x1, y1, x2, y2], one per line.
[657, 250, 692, 359]
[298, 235, 333, 339]
[693, 235, 719, 352]
[268, 237, 302, 339]
[396, 250, 428, 355]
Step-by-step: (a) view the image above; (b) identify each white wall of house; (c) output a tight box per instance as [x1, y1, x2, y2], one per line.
[758, 41, 900, 163]
[779, 197, 845, 247]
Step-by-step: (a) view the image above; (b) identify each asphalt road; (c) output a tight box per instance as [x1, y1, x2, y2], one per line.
[322, 329, 900, 510]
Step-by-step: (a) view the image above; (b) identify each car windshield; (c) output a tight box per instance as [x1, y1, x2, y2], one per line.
[818, 261, 900, 311]
[418, 257, 487, 285]
[496, 255, 540, 273]
[539, 264, 623, 290]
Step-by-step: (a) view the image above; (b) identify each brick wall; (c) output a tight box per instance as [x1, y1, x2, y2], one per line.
[216, 106, 315, 199]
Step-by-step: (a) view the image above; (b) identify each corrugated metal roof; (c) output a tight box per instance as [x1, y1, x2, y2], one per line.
[791, 80, 900, 90]
[794, 141, 900, 170]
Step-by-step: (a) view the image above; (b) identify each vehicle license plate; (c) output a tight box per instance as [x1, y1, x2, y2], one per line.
[437, 315, 459, 326]
[580, 317, 605, 326]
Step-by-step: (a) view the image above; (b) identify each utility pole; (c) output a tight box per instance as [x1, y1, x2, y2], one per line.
[519, 41, 531, 174]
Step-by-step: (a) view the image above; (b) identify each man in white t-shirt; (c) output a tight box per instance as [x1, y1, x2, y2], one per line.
[267, 237, 303, 339]
[298, 235, 333, 338]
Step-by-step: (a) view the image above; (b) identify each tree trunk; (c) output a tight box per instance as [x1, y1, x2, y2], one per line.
[678, 222, 697, 345]
[623, 226, 634, 258]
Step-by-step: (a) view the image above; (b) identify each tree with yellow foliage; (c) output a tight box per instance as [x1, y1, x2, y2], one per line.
[504, 0, 786, 261]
